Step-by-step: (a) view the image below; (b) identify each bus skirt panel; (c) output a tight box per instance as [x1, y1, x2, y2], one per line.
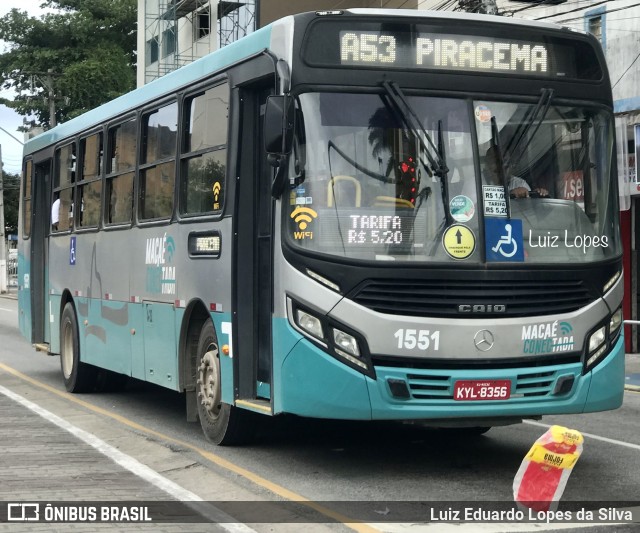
[275, 320, 372, 420]
[583, 334, 625, 412]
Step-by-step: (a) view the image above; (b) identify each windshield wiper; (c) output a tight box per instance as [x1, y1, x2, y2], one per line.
[381, 81, 449, 177]
[327, 140, 393, 184]
[503, 88, 554, 170]
[490, 116, 512, 219]
[381, 81, 451, 222]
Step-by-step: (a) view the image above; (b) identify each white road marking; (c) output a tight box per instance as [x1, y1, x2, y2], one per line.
[0, 384, 257, 533]
[370, 418, 640, 532]
[524, 419, 640, 451]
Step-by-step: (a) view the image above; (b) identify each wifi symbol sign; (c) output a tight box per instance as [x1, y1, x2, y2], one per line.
[212, 182, 221, 201]
[166, 236, 176, 261]
[559, 321, 573, 335]
[291, 207, 318, 230]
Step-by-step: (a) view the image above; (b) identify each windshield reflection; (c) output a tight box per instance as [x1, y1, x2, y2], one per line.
[284, 92, 619, 264]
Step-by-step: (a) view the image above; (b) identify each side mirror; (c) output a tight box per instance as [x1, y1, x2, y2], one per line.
[264, 95, 294, 155]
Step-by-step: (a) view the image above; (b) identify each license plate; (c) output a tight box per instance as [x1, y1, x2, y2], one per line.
[453, 380, 511, 401]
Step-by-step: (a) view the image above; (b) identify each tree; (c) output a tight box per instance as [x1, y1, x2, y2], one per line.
[3, 170, 20, 236]
[0, 0, 136, 128]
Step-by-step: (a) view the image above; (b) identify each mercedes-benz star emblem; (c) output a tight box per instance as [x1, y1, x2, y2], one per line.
[474, 329, 495, 351]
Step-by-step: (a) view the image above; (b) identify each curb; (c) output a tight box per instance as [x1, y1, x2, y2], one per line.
[625, 384, 640, 392]
[0, 294, 17, 300]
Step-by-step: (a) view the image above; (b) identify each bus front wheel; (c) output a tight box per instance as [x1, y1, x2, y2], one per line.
[196, 320, 252, 445]
[60, 303, 97, 392]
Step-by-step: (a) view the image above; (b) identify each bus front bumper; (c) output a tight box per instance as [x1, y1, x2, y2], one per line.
[276, 325, 625, 422]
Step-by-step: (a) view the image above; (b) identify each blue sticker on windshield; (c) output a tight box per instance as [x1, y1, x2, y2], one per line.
[485, 218, 524, 262]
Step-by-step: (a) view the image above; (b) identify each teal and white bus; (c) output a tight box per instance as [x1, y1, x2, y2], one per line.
[19, 9, 624, 444]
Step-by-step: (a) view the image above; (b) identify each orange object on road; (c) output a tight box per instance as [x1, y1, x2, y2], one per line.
[513, 426, 584, 512]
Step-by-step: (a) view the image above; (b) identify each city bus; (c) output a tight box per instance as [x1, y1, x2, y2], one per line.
[18, 9, 624, 444]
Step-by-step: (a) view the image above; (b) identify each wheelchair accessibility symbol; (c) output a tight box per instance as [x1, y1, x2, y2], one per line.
[485, 218, 524, 262]
[70, 236, 76, 265]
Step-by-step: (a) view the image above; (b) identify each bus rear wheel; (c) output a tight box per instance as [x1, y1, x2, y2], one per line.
[60, 303, 97, 392]
[196, 320, 252, 445]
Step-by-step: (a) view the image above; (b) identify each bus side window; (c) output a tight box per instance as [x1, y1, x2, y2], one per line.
[53, 142, 76, 232]
[140, 101, 178, 221]
[106, 119, 136, 225]
[180, 81, 228, 216]
[78, 132, 103, 228]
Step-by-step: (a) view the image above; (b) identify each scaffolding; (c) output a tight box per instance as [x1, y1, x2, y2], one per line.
[218, 0, 255, 48]
[143, 0, 255, 84]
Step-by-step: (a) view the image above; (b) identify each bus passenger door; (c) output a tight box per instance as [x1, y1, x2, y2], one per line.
[234, 84, 274, 406]
[30, 160, 51, 345]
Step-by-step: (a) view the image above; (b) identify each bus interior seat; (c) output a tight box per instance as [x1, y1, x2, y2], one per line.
[327, 175, 362, 207]
[373, 196, 415, 209]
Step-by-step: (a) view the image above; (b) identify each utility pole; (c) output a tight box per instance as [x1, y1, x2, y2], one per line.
[28, 70, 58, 128]
[0, 144, 6, 294]
[47, 69, 57, 128]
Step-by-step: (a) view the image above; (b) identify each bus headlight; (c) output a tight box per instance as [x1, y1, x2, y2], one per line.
[609, 307, 623, 337]
[295, 309, 324, 340]
[603, 270, 621, 294]
[587, 326, 606, 353]
[332, 327, 368, 371]
[287, 298, 374, 377]
[585, 325, 607, 371]
[332, 328, 360, 357]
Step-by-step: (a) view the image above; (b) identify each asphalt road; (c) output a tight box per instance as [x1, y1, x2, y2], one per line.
[0, 294, 638, 532]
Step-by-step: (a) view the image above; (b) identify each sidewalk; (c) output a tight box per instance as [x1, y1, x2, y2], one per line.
[0, 386, 239, 532]
[0, 287, 17, 300]
[625, 353, 640, 391]
[0, 369, 339, 533]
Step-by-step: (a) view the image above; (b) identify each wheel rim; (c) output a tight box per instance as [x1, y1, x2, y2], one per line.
[61, 320, 74, 379]
[197, 344, 221, 421]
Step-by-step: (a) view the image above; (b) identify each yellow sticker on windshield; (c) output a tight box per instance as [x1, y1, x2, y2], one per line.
[443, 225, 476, 260]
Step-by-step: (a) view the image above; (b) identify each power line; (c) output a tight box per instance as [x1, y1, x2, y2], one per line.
[534, 0, 610, 21]
[612, 49, 640, 88]
[416, 0, 457, 10]
[507, 0, 587, 16]
[0, 126, 23, 146]
[542, 1, 640, 24]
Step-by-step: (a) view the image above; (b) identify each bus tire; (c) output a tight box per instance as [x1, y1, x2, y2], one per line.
[60, 303, 97, 393]
[196, 319, 252, 445]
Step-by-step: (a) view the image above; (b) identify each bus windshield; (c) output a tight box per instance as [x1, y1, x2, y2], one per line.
[285, 91, 620, 264]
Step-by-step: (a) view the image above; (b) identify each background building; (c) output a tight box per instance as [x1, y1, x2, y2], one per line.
[137, 0, 256, 86]
[137, 0, 421, 86]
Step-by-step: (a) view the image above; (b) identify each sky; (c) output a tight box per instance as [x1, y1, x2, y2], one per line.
[0, 1, 56, 175]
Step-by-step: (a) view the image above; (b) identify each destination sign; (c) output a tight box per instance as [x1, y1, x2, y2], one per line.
[302, 20, 602, 80]
[340, 32, 548, 74]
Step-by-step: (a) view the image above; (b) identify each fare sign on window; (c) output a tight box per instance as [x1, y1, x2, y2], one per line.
[339, 31, 549, 75]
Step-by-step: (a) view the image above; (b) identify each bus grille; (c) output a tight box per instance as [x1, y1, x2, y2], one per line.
[351, 278, 593, 318]
[406, 369, 567, 401]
